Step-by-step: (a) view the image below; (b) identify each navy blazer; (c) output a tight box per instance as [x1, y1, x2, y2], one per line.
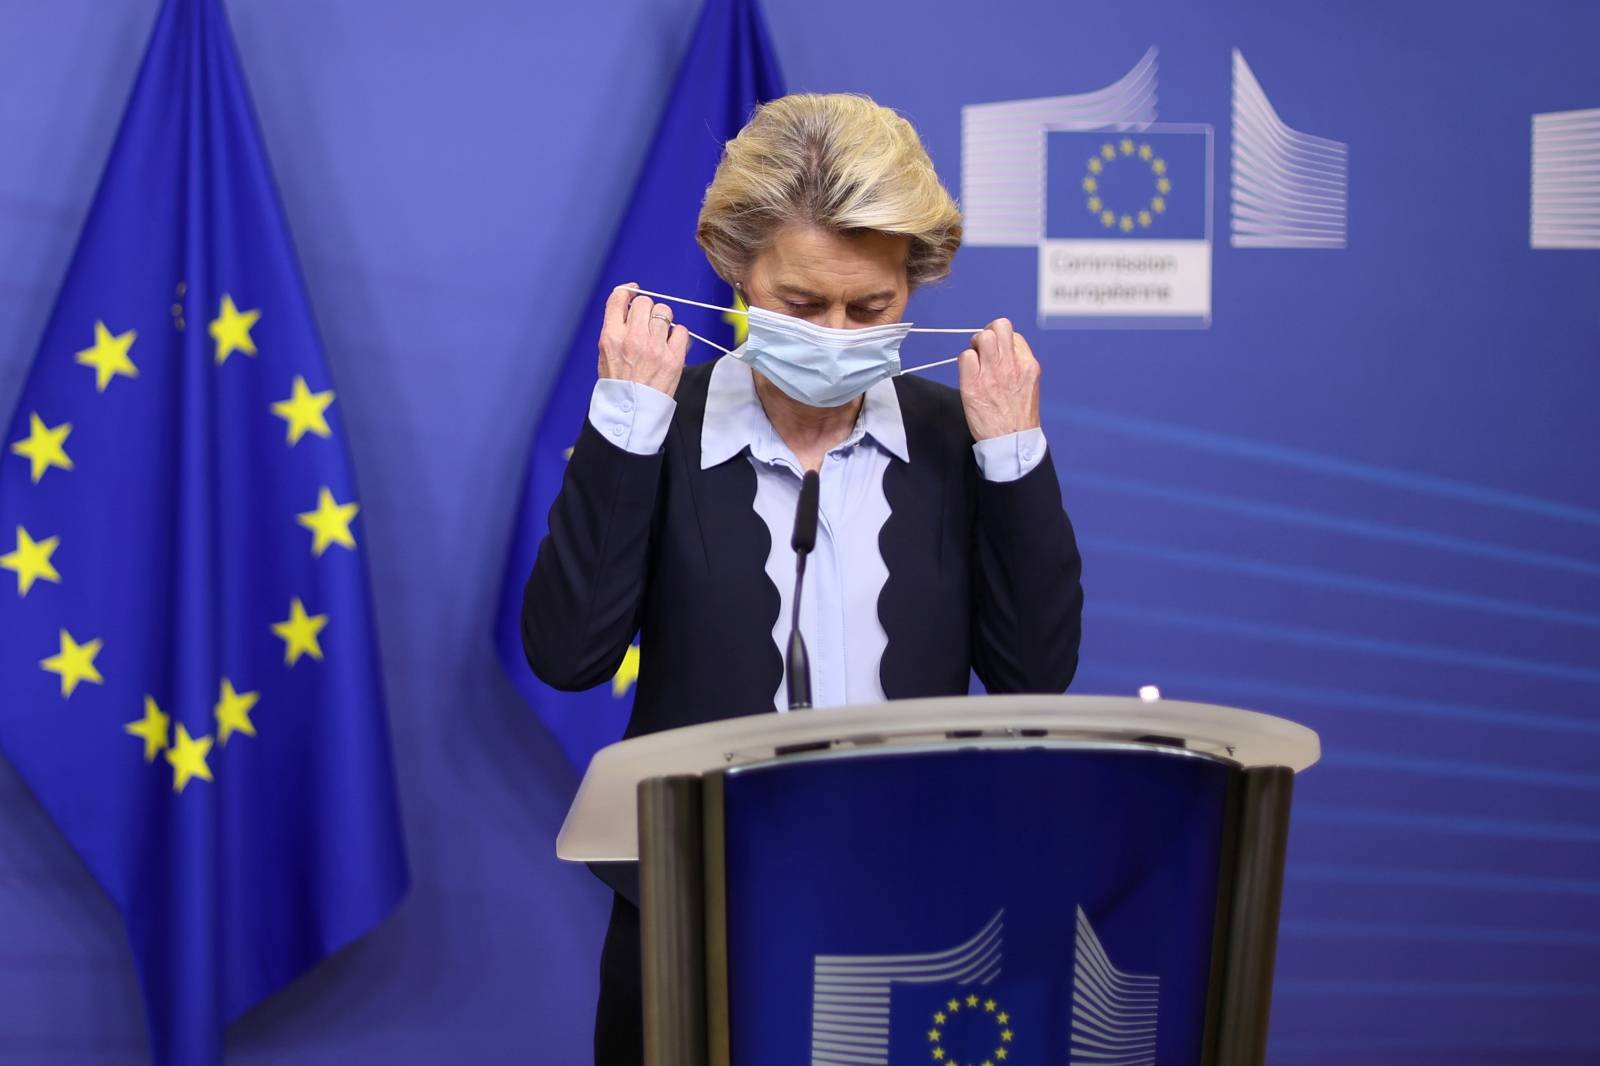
[522, 359, 1084, 750]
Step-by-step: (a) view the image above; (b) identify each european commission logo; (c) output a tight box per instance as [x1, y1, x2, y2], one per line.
[808, 908, 1160, 1066]
[1039, 126, 1213, 328]
[960, 45, 1353, 329]
[960, 48, 1215, 329]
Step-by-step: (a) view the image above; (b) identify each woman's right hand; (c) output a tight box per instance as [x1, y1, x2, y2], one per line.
[598, 282, 689, 397]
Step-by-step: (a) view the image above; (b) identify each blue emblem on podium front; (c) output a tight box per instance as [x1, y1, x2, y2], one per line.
[718, 746, 1231, 1065]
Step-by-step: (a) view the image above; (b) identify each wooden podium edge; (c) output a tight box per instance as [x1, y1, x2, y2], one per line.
[703, 772, 731, 1066]
[1210, 766, 1295, 1066]
[1199, 765, 1244, 1066]
[639, 775, 707, 1066]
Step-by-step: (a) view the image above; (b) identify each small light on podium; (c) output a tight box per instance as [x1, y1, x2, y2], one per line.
[1138, 685, 1162, 703]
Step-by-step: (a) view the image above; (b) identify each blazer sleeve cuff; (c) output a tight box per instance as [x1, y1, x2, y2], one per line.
[972, 428, 1048, 483]
[587, 379, 678, 455]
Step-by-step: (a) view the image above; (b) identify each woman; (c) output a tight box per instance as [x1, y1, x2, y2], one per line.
[520, 92, 1083, 1064]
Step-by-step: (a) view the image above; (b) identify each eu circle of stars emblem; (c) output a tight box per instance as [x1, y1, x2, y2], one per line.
[1081, 137, 1171, 234]
[927, 993, 1016, 1066]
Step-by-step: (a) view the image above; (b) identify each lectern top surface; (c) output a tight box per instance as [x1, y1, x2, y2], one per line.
[556, 693, 1320, 863]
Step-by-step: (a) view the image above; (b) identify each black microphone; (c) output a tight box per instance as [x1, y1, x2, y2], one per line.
[786, 469, 820, 710]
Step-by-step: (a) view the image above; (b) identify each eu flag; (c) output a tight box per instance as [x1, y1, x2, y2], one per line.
[495, 0, 784, 770]
[0, 2, 408, 1062]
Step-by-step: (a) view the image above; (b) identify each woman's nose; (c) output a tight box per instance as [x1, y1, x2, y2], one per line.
[817, 304, 849, 330]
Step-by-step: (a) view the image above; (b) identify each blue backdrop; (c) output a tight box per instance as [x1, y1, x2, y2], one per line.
[0, 1, 1596, 1063]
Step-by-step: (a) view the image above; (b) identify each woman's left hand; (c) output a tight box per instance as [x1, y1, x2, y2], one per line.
[957, 317, 1042, 441]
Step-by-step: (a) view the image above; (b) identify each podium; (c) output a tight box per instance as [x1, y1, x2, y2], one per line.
[560, 694, 1320, 1066]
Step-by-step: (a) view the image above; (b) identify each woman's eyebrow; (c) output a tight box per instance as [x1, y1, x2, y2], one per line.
[773, 283, 897, 304]
[772, 283, 826, 301]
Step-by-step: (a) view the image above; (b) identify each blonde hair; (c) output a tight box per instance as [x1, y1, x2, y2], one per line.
[697, 93, 963, 288]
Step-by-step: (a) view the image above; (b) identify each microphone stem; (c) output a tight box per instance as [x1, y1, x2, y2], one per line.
[787, 468, 820, 711]
[792, 552, 806, 636]
[787, 551, 811, 710]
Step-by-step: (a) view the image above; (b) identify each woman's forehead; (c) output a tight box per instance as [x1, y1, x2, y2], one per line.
[753, 224, 910, 298]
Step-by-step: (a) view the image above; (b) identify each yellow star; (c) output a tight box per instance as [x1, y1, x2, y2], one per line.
[725, 289, 749, 347]
[1139, 143, 1153, 160]
[10, 413, 73, 482]
[214, 678, 260, 745]
[932, 1051, 945, 1063]
[997, 1012, 1009, 1025]
[1081, 176, 1097, 193]
[272, 597, 328, 665]
[124, 695, 170, 761]
[928, 1029, 940, 1041]
[1087, 157, 1102, 173]
[1152, 196, 1167, 214]
[934, 1011, 947, 1025]
[1001, 1028, 1013, 1042]
[984, 999, 996, 1012]
[270, 375, 335, 445]
[210, 294, 260, 364]
[1, 526, 60, 595]
[40, 628, 103, 696]
[165, 723, 214, 793]
[1101, 143, 1116, 160]
[1157, 177, 1172, 194]
[1100, 210, 1115, 228]
[1153, 158, 1167, 175]
[75, 321, 138, 392]
[966, 994, 979, 1008]
[1120, 137, 1135, 155]
[1120, 215, 1135, 232]
[1087, 196, 1102, 212]
[947, 998, 960, 1012]
[995, 1051, 1008, 1062]
[612, 642, 640, 697]
[297, 487, 360, 556]
[1139, 210, 1153, 227]
[983, 1060, 994, 1066]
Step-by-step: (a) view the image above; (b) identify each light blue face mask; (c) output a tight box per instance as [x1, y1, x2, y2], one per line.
[622, 287, 981, 408]
[740, 305, 911, 408]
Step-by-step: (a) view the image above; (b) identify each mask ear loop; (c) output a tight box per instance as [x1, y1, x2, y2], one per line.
[620, 286, 985, 362]
[621, 286, 737, 353]
[683, 328, 733, 354]
[899, 328, 987, 375]
[901, 317, 1003, 374]
[899, 354, 961, 374]
[622, 286, 741, 315]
